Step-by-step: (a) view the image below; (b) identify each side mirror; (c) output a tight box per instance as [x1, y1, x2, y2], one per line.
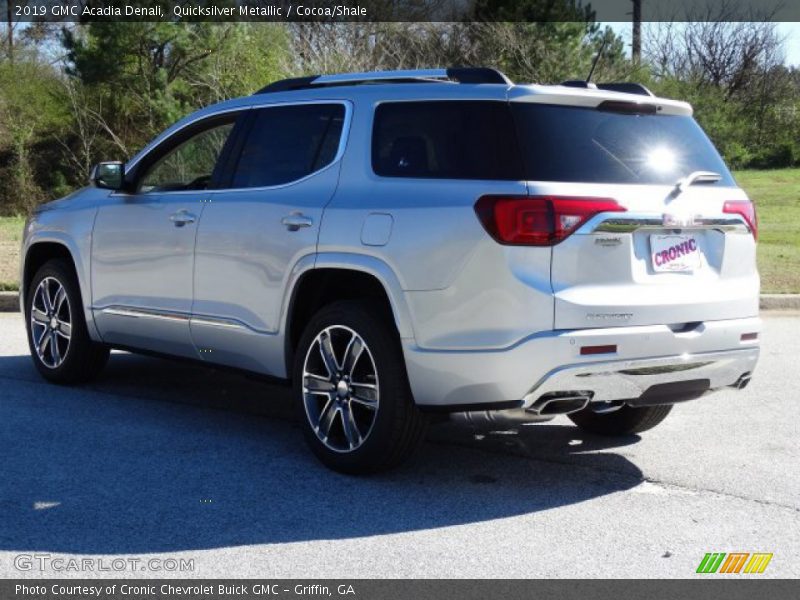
[91, 161, 125, 190]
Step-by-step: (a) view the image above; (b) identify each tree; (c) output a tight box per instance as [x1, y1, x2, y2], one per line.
[0, 59, 69, 212]
[286, 7, 630, 86]
[643, 15, 798, 168]
[62, 22, 290, 157]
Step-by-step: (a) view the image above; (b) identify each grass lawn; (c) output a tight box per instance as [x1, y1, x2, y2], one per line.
[0, 170, 797, 293]
[734, 169, 800, 293]
[0, 215, 24, 291]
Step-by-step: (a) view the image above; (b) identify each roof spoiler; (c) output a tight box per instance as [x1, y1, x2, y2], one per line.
[560, 80, 654, 97]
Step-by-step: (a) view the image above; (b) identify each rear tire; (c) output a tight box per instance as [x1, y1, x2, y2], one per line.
[25, 259, 109, 384]
[292, 300, 428, 474]
[568, 404, 673, 436]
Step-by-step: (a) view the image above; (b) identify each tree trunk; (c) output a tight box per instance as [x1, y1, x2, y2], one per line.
[631, 0, 642, 64]
[6, 0, 13, 63]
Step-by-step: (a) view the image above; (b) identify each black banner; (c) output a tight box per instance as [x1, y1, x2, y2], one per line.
[4, 0, 800, 23]
[3, 580, 799, 600]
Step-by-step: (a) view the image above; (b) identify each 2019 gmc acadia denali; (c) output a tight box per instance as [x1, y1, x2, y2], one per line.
[20, 68, 760, 473]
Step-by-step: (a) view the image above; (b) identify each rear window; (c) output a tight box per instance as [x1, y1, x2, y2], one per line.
[511, 103, 735, 186]
[372, 101, 523, 180]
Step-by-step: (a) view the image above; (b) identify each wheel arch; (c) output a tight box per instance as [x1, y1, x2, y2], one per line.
[22, 235, 100, 341]
[282, 253, 415, 377]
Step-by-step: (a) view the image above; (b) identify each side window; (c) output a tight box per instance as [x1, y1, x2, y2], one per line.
[231, 103, 345, 188]
[139, 121, 235, 193]
[372, 101, 523, 180]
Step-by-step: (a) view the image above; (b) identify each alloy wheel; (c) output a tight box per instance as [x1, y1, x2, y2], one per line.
[302, 325, 380, 453]
[30, 276, 72, 369]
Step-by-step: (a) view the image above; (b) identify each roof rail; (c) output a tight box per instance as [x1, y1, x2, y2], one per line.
[560, 80, 654, 97]
[595, 82, 654, 97]
[255, 67, 513, 94]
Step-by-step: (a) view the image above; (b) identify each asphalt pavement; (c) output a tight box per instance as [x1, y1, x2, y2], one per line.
[0, 312, 798, 578]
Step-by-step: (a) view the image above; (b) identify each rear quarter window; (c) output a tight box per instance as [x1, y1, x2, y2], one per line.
[372, 101, 524, 180]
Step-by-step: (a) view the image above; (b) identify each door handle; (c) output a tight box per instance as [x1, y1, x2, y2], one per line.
[281, 212, 313, 231]
[169, 209, 196, 227]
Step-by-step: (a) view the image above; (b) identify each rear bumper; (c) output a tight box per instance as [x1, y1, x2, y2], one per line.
[405, 316, 761, 409]
[521, 347, 759, 408]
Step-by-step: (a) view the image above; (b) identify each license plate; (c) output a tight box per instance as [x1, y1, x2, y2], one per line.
[650, 234, 701, 272]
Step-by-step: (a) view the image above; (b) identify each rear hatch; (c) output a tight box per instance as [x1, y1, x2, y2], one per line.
[509, 96, 759, 329]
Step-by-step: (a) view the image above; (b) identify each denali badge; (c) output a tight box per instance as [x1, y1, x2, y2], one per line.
[594, 236, 622, 247]
[586, 313, 633, 321]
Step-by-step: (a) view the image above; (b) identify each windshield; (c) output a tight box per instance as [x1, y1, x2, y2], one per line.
[511, 103, 735, 186]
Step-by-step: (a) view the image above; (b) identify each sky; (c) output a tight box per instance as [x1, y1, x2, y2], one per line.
[605, 21, 800, 67]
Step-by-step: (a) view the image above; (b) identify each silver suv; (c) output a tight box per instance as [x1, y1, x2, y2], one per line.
[21, 68, 761, 473]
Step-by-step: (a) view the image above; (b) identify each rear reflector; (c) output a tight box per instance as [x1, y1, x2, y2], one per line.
[580, 344, 618, 355]
[723, 200, 758, 239]
[741, 333, 758, 341]
[475, 195, 626, 246]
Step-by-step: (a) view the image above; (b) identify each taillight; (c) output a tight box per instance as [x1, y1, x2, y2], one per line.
[474, 195, 626, 246]
[723, 200, 758, 240]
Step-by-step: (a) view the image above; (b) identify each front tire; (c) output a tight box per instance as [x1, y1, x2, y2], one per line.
[25, 259, 109, 384]
[293, 300, 427, 474]
[568, 403, 673, 436]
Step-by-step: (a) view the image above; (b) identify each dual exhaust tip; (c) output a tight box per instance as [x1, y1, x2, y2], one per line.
[527, 392, 593, 416]
[528, 373, 751, 415]
[449, 392, 592, 429]
[456, 372, 753, 427]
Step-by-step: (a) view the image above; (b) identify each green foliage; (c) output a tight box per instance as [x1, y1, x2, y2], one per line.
[0, 21, 289, 214]
[62, 22, 289, 155]
[0, 60, 70, 213]
[647, 69, 800, 170]
[1, 13, 799, 217]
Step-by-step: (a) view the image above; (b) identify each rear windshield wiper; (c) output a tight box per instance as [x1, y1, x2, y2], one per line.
[668, 171, 722, 200]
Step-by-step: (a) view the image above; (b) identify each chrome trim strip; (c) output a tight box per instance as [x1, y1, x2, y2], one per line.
[189, 315, 248, 331]
[99, 306, 190, 323]
[586, 214, 751, 234]
[97, 306, 261, 333]
[522, 347, 760, 407]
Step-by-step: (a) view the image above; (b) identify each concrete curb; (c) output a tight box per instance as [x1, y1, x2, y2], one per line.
[0, 291, 19, 312]
[1, 290, 799, 313]
[760, 294, 800, 311]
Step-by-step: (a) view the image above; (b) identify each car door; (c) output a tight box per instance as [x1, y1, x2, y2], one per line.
[191, 101, 350, 376]
[92, 115, 240, 358]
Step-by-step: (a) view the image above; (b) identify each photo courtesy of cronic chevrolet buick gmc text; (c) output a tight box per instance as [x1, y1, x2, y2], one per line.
[20, 68, 760, 473]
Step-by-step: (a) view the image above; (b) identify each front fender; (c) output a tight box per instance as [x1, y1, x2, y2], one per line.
[22, 211, 101, 342]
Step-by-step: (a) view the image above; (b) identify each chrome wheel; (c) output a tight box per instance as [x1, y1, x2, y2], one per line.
[30, 276, 72, 369]
[302, 325, 379, 453]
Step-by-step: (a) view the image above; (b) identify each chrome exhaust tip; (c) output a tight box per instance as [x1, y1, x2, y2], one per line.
[528, 392, 592, 416]
[731, 373, 752, 390]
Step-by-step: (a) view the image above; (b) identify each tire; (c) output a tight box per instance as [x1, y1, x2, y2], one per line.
[25, 258, 109, 384]
[292, 300, 428, 474]
[568, 403, 673, 436]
